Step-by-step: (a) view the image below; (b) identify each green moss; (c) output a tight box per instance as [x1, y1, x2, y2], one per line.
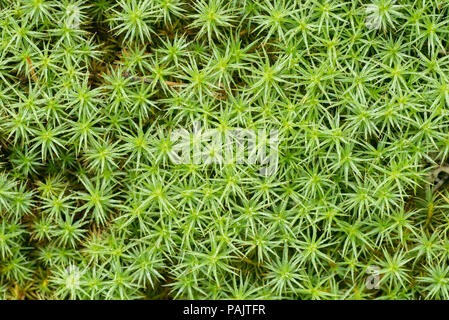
[1, 0, 449, 299]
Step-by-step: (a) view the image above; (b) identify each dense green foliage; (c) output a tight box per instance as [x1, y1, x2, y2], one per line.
[1, 0, 449, 299]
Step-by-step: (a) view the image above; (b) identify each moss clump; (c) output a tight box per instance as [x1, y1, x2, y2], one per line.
[1, 0, 449, 299]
